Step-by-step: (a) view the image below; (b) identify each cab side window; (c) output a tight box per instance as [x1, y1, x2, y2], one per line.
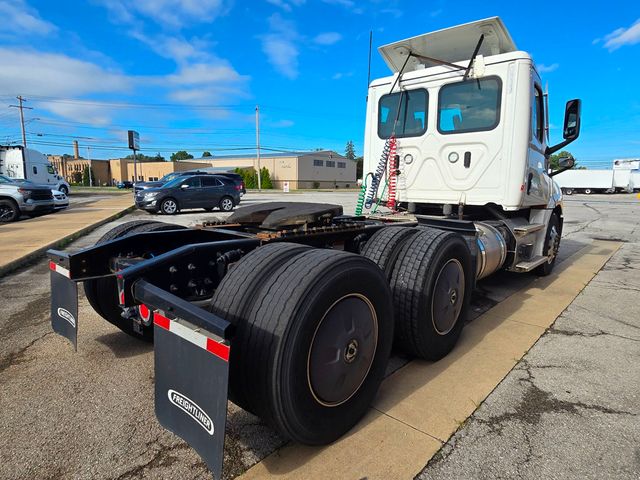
[532, 86, 544, 143]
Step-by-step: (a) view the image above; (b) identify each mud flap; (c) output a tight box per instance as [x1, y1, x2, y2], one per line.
[153, 311, 230, 480]
[50, 262, 78, 350]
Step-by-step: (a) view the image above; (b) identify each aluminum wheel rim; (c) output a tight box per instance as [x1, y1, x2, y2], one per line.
[221, 198, 233, 211]
[547, 225, 560, 264]
[0, 205, 14, 221]
[307, 294, 378, 407]
[431, 258, 465, 335]
[163, 200, 177, 214]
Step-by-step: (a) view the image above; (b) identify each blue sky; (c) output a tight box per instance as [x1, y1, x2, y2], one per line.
[0, 0, 638, 167]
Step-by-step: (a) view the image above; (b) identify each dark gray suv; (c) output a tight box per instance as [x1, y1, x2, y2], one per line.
[135, 174, 241, 215]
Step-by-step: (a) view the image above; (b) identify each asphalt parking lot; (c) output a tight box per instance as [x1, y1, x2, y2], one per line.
[0, 192, 638, 479]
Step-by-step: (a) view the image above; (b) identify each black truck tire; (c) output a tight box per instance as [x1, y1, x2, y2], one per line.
[231, 249, 394, 445]
[210, 242, 313, 411]
[0, 199, 20, 223]
[84, 220, 158, 318]
[390, 228, 473, 361]
[361, 226, 420, 279]
[84, 220, 185, 341]
[535, 213, 561, 277]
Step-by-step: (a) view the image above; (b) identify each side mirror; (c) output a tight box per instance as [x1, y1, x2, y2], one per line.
[180, 184, 189, 189]
[563, 99, 581, 141]
[546, 99, 582, 155]
[558, 156, 575, 169]
[549, 154, 575, 177]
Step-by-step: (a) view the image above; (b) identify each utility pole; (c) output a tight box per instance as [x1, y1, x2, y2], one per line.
[255, 105, 262, 191]
[9, 96, 33, 148]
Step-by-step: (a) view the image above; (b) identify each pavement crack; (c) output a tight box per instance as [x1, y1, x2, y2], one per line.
[550, 327, 640, 343]
[0, 331, 54, 374]
[113, 442, 191, 480]
[474, 360, 636, 437]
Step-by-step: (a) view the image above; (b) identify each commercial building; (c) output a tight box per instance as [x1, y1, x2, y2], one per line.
[48, 156, 209, 185]
[48, 150, 357, 189]
[185, 150, 357, 189]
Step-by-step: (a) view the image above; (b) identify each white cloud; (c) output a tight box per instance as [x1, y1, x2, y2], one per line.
[271, 119, 294, 127]
[0, 0, 57, 36]
[0, 48, 131, 97]
[538, 63, 559, 73]
[0, 47, 132, 123]
[602, 18, 640, 51]
[260, 14, 300, 79]
[314, 32, 342, 46]
[380, 8, 402, 19]
[321, 0, 363, 14]
[332, 72, 353, 80]
[97, 0, 230, 28]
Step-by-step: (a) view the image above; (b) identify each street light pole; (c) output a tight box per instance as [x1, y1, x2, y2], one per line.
[255, 104, 261, 191]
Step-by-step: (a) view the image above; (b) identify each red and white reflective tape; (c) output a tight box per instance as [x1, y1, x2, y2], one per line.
[154, 312, 230, 362]
[49, 261, 71, 278]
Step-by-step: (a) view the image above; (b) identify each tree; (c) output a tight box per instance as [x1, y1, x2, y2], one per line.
[202, 151, 212, 157]
[260, 166, 273, 189]
[345, 140, 356, 160]
[234, 167, 274, 189]
[82, 166, 95, 186]
[170, 151, 194, 162]
[549, 150, 584, 170]
[355, 156, 363, 179]
[125, 153, 165, 162]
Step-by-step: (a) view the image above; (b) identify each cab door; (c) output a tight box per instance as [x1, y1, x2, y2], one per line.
[525, 78, 550, 205]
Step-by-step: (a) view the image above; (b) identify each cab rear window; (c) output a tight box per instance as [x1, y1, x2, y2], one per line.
[378, 89, 428, 139]
[438, 77, 501, 134]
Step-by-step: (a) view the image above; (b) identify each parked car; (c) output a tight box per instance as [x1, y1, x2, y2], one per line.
[117, 181, 134, 189]
[52, 189, 69, 210]
[135, 174, 241, 214]
[134, 170, 245, 195]
[0, 174, 54, 222]
[9, 178, 68, 211]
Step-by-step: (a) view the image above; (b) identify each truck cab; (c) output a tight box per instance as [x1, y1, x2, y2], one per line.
[364, 17, 579, 212]
[0, 145, 70, 195]
[363, 17, 580, 273]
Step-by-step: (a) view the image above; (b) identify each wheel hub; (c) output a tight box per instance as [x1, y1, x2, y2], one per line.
[307, 295, 378, 407]
[344, 339, 359, 363]
[431, 259, 465, 336]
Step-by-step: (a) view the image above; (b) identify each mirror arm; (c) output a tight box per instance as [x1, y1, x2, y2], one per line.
[545, 137, 574, 156]
[549, 164, 573, 177]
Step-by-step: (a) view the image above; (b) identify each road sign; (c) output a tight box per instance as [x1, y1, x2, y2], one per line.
[128, 130, 140, 150]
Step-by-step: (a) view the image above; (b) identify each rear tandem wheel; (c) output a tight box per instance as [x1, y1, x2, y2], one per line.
[211, 246, 394, 444]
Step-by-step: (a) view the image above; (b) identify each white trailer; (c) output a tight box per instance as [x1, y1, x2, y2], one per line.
[0, 145, 70, 194]
[47, 18, 582, 478]
[554, 169, 615, 194]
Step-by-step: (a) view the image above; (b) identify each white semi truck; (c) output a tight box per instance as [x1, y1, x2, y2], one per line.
[0, 145, 70, 195]
[47, 18, 580, 479]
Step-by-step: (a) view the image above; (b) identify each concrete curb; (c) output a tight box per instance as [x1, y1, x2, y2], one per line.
[0, 205, 136, 278]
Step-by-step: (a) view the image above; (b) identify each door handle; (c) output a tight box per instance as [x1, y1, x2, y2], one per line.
[464, 152, 471, 168]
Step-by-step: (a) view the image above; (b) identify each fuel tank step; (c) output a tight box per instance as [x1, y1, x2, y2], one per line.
[515, 255, 548, 272]
[513, 223, 545, 236]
